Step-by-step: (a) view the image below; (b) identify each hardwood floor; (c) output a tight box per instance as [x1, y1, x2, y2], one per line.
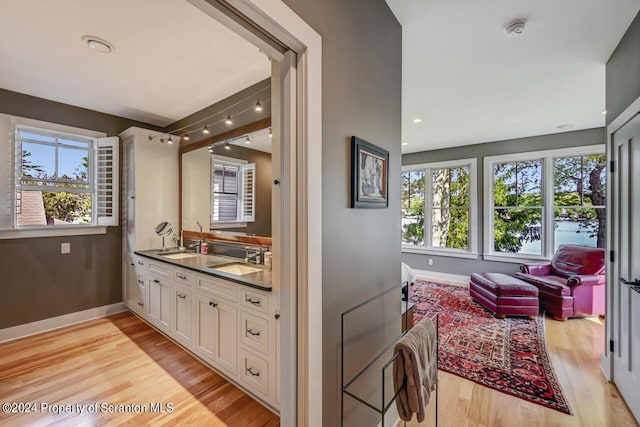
[0, 312, 279, 427]
[411, 315, 639, 427]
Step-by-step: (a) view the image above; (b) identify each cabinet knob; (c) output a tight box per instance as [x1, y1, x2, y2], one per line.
[209, 301, 218, 308]
[130, 263, 134, 266]
[153, 279, 160, 283]
[275, 313, 281, 320]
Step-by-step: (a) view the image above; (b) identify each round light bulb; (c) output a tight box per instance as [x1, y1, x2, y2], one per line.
[225, 113, 233, 125]
[202, 126, 210, 135]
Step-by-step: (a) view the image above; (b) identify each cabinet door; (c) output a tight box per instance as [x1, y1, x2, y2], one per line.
[215, 301, 238, 375]
[172, 286, 193, 347]
[148, 276, 170, 332]
[195, 293, 217, 363]
[194, 293, 237, 376]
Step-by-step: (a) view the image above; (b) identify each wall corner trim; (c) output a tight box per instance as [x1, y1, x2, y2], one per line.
[0, 302, 127, 343]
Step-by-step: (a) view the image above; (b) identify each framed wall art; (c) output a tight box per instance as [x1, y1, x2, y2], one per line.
[350, 136, 389, 208]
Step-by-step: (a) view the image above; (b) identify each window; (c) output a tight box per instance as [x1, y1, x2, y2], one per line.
[484, 146, 605, 261]
[211, 156, 255, 225]
[0, 114, 118, 237]
[402, 159, 477, 257]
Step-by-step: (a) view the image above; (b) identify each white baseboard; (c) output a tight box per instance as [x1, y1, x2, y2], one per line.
[0, 302, 127, 343]
[413, 269, 470, 286]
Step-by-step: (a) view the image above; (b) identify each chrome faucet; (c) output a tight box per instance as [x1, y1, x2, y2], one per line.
[245, 246, 262, 264]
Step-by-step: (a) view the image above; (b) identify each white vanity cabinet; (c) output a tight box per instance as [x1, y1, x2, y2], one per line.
[123, 256, 280, 411]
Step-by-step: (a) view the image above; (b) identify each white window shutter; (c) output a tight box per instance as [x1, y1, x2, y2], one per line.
[241, 163, 255, 222]
[96, 136, 119, 226]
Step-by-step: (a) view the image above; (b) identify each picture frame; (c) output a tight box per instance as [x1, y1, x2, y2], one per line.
[351, 136, 389, 208]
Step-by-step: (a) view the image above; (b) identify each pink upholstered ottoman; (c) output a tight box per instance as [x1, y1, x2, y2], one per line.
[470, 273, 539, 319]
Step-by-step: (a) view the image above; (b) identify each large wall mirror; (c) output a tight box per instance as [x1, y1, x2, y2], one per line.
[181, 121, 272, 238]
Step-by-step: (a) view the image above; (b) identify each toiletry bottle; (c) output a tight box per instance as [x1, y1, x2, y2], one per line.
[201, 242, 208, 254]
[264, 251, 272, 270]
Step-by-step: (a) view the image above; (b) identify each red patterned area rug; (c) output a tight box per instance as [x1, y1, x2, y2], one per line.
[411, 279, 572, 415]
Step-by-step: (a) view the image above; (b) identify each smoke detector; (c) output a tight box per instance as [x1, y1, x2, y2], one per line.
[504, 19, 527, 37]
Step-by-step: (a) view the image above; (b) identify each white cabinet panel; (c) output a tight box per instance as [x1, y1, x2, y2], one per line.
[148, 275, 170, 333]
[172, 285, 193, 348]
[239, 348, 269, 397]
[195, 294, 217, 362]
[216, 301, 238, 375]
[240, 311, 269, 355]
[195, 292, 238, 376]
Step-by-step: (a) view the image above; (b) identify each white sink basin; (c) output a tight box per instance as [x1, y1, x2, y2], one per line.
[162, 253, 198, 260]
[213, 263, 262, 276]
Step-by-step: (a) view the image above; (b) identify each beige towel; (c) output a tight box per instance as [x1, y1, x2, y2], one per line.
[393, 316, 437, 422]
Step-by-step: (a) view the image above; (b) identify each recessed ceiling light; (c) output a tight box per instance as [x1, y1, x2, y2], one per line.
[402, 142, 409, 146]
[601, 110, 607, 115]
[556, 124, 574, 130]
[413, 118, 422, 123]
[81, 35, 114, 54]
[504, 19, 527, 37]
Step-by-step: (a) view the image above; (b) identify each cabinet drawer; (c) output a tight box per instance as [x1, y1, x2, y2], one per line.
[240, 289, 269, 314]
[240, 311, 269, 355]
[134, 257, 146, 270]
[239, 348, 269, 397]
[174, 268, 193, 287]
[197, 276, 237, 302]
[148, 260, 170, 277]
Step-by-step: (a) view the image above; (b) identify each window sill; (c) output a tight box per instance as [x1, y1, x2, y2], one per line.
[482, 254, 549, 264]
[402, 246, 479, 259]
[210, 222, 248, 229]
[0, 226, 108, 240]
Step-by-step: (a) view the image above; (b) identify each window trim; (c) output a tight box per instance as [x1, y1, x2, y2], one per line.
[210, 154, 253, 226]
[483, 144, 606, 262]
[0, 116, 110, 239]
[402, 158, 478, 257]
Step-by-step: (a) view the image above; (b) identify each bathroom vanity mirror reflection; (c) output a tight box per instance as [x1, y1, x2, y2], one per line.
[181, 124, 272, 237]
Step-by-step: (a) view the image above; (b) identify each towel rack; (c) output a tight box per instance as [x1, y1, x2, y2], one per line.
[340, 282, 439, 426]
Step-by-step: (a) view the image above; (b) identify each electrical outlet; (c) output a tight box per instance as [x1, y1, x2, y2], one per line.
[61, 242, 71, 254]
[428, 258, 433, 266]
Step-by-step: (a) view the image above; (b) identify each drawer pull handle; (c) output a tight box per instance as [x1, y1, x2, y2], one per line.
[177, 274, 187, 280]
[137, 280, 144, 284]
[177, 293, 186, 299]
[153, 279, 160, 283]
[246, 367, 260, 377]
[209, 301, 218, 308]
[137, 261, 144, 266]
[137, 302, 144, 307]
[246, 297, 261, 306]
[247, 329, 261, 337]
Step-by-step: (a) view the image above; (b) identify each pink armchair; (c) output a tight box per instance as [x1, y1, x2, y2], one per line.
[514, 244, 605, 321]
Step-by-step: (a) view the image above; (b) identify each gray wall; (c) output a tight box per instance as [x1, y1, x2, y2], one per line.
[281, 1, 401, 425]
[606, 11, 640, 126]
[402, 127, 606, 277]
[0, 89, 159, 329]
[209, 144, 272, 236]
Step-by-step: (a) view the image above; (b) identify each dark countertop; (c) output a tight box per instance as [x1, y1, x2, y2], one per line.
[134, 249, 272, 292]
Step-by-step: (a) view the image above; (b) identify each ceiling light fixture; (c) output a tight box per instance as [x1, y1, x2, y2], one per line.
[81, 35, 114, 53]
[245, 135, 251, 145]
[182, 134, 190, 141]
[225, 113, 233, 125]
[224, 142, 231, 150]
[166, 136, 173, 145]
[413, 118, 422, 123]
[601, 110, 607, 115]
[202, 126, 210, 135]
[255, 99, 263, 112]
[269, 128, 272, 138]
[504, 19, 527, 37]
[208, 146, 214, 153]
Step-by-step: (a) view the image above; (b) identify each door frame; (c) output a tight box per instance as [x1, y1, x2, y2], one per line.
[186, 1, 323, 426]
[602, 95, 640, 381]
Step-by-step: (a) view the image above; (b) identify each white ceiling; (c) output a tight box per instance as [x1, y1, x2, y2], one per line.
[0, 0, 271, 126]
[386, 0, 640, 153]
[229, 127, 272, 153]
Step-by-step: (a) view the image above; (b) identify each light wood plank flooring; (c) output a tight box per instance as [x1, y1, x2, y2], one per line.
[0, 312, 279, 427]
[412, 315, 639, 427]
